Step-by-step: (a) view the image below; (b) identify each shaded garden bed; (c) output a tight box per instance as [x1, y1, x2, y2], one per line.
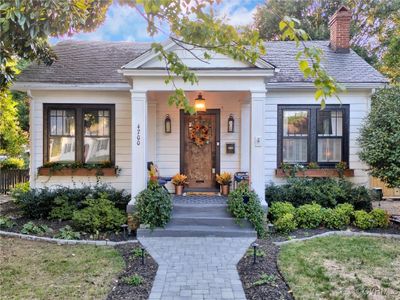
[1, 200, 136, 241]
[107, 243, 158, 300]
[237, 238, 293, 300]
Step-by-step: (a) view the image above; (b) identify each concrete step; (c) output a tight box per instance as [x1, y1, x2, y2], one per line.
[172, 204, 229, 216]
[137, 225, 257, 238]
[169, 216, 253, 228]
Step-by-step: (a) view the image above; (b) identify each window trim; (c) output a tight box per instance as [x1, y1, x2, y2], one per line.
[277, 104, 349, 168]
[43, 104, 115, 165]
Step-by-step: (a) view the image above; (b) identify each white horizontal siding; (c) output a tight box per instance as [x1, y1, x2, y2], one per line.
[264, 90, 371, 186]
[30, 90, 132, 192]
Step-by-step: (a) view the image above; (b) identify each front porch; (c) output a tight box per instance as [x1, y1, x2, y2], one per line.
[128, 88, 267, 211]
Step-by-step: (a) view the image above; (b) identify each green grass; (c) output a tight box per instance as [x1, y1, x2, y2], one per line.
[278, 236, 400, 300]
[0, 237, 124, 299]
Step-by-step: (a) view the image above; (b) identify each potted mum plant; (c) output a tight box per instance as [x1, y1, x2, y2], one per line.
[216, 172, 232, 196]
[172, 173, 188, 195]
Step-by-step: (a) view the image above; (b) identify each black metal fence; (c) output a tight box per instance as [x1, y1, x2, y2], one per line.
[0, 169, 29, 194]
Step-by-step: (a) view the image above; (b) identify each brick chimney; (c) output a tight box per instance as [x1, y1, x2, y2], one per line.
[329, 6, 351, 53]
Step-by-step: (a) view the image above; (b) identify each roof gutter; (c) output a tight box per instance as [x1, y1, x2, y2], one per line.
[11, 82, 131, 92]
[266, 82, 388, 90]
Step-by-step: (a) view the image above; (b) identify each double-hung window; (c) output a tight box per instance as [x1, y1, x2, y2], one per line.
[44, 104, 115, 164]
[278, 105, 349, 167]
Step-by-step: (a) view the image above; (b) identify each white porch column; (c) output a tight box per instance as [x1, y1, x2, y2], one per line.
[240, 102, 250, 172]
[127, 90, 148, 212]
[250, 90, 267, 209]
[147, 100, 157, 163]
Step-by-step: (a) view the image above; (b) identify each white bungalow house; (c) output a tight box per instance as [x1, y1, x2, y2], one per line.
[13, 7, 387, 211]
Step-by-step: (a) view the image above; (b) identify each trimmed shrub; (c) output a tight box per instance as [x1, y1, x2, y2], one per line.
[265, 178, 372, 210]
[274, 213, 297, 234]
[323, 208, 351, 229]
[335, 203, 354, 218]
[295, 203, 324, 229]
[72, 194, 126, 233]
[353, 210, 373, 230]
[269, 202, 295, 222]
[0, 157, 25, 169]
[135, 182, 173, 229]
[228, 183, 266, 237]
[12, 184, 130, 219]
[370, 208, 390, 228]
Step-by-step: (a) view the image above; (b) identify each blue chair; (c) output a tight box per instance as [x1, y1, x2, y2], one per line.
[234, 172, 249, 189]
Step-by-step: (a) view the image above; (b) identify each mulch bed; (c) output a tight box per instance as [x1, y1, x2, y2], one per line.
[0, 199, 136, 241]
[237, 238, 293, 300]
[107, 243, 158, 300]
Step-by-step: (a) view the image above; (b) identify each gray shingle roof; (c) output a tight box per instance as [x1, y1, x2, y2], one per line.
[17, 40, 151, 84]
[17, 40, 387, 84]
[263, 41, 387, 83]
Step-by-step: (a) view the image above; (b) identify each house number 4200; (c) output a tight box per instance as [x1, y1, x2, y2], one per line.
[136, 124, 141, 146]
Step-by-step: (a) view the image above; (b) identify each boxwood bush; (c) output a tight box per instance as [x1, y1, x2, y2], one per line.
[268, 202, 295, 222]
[295, 203, 324, 229]
[274, 213, 297, 234]
[323, 203, 354, 230]
[135, 181, 173, 229]
[265, 178, 372, 210]
[227, 183, 266, 237]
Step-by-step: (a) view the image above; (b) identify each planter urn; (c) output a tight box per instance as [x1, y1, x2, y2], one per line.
[221, 185, 229, 196]
[175, 185, 184, 195]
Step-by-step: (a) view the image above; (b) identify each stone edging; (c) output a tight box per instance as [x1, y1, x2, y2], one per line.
[273, 230, 400, 246]
[0, 230, 138, 246]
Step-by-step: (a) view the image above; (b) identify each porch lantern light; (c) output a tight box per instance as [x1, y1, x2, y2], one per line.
[228, 114, 234, 133]
[165, 114, 172, 133]
[194, 93, 206, 112]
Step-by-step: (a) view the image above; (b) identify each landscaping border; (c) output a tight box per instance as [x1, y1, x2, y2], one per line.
[273, 230, 400, 246]
[0, 230, 138, 246]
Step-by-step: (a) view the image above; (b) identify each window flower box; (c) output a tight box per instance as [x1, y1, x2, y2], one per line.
[38, 167, 117, 177]
[275, 168, 354, 178]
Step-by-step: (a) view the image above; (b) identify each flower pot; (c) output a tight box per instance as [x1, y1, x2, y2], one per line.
[221, 185, 229, 196]
[175, 185, 184, 195]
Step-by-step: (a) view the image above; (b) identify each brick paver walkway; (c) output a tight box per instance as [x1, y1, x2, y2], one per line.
[139, 237, 255, 300]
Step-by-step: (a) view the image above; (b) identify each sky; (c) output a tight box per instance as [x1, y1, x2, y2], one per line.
[51, 0, 264, 44]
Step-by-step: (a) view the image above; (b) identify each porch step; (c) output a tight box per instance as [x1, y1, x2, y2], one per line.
[172, 204, 230, 216]
[137, 225, 257, 238]
[169, 216, 253, 228]
[137, 199, 257, 238]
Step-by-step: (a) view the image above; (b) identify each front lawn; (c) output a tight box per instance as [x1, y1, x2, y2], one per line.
[278, 236, 400, 300]
[0, 237, 124, 299]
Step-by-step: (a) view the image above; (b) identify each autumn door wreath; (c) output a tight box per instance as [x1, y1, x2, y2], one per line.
[189, 118, 211, 147]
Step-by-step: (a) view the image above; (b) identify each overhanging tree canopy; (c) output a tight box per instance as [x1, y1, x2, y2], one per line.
[1, 0, 342, 112]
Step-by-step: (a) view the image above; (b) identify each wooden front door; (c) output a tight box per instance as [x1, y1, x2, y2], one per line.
[180, 110, 220, 190]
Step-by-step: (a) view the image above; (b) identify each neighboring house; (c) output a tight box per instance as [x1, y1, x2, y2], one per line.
[13, 6, 387, 211]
